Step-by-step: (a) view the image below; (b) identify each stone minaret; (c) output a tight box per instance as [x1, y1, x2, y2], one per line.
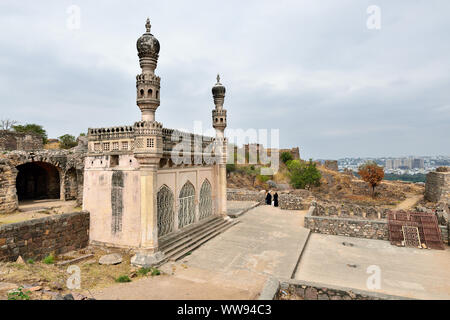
[131, 18, 164, 267]
[212, 75, 228, 216]
[136, 18, 161, 122]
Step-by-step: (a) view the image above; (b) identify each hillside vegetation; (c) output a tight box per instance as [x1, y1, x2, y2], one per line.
[227, 162, 424, 206]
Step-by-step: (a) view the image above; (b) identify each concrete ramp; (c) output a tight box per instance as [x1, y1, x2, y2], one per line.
[159, 204, 310, 298]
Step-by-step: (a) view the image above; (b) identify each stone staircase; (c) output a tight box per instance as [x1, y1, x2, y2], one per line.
[159, 216, 239, 262]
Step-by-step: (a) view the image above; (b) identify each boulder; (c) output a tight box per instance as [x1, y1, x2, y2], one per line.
[99, 253, 123, 265]
[267, 180, 278, 189]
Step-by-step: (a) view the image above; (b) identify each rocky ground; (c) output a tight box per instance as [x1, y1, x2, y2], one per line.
[0, 246, 163, 300]
[228, 164, 424, 207]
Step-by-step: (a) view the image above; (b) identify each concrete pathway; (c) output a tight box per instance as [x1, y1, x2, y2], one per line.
[295, 233, 450, 300]
[90, 204, 310, 300]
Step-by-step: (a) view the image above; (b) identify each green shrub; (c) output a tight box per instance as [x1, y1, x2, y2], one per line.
[8, 286, 31, 300]
[137, 267, 161, 277]
[137, 267, 152, 276]
[226, 164, 236, 173]
[151, 268, 161, 276]
[43, 254, 55, 265]
[287, 159, 321, 190]
[281, 152, 294, 164]
[256, 174, 270, 183]
[26, 258, 35, 264]
[116, 275, 131, 283]
[58, 134, 77, 149]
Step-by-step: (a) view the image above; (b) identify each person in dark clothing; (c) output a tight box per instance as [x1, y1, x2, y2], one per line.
[265, 191, 272, 205]
[273, 192, 279, 207]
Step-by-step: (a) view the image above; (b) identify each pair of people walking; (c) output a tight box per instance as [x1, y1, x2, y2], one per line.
[265, 190, 278, 207]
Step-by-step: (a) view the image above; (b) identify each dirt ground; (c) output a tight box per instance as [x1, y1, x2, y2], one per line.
[0, 246, 153, 300]
[0, 200, 80, 225]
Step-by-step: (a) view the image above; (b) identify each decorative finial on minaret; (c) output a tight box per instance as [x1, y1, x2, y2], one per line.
[212, 74, 227, 137]
[136, 18, 160, 121]
[145, 18, 151, 33]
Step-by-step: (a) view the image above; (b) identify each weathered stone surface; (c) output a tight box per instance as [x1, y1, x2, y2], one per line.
[425, 171, 450, 204]
[99, 253, 123, 265]
[0, 148, 86, 213]
[304, 287, 318, 300]
[277, 281, 407, 300]
[0, 282, 18, 292]
[0, 211, 90, 262]
[305, 205, 390, 240]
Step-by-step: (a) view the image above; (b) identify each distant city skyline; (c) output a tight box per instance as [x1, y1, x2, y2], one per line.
[0, 1, 449, 159]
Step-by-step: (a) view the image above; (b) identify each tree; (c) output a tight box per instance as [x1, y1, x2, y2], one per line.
[287, 159, 321, 190]
[0, 119, 18, 131]
[358, 161, 384, 196]
[12, 123, 48, 144]
[281, 151, 293, 164]
[58, 134, 77, 149]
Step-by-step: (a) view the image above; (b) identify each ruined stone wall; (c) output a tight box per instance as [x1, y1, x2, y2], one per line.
[277, 280, 408, 300]
[278, 193, 307, 210]
[0, 130, 43, 151]
[323, 160, 338, 171]
[0, 159, 18, 213]
[227, 188, 265, 202]
[0, 150, 85, 213]
[305, 213, 389, 240]
[425, 171, 450, 204]
[313, 200, 390, 220]
[0, 211, 90, 262]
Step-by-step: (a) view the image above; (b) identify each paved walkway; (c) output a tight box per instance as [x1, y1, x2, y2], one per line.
[295, 233, 450, 300]
[90, 204, 310, 300]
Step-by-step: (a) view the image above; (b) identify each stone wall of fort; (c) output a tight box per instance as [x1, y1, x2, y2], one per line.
[425, 171, 450, 204]
[278, 193, 308, 210]
[0, 130, 43, 151]
[304, 210, 389, 240]
[227, 188, 265, 202]
[275, 279, 409, 300]
[0, 150, 85, 213]
[0, 211, 90, 262]
[305, 204, 449, 244]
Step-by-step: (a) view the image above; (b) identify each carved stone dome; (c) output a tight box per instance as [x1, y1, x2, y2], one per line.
[137, 18, 160, 59]
[212, 74, 226, 96]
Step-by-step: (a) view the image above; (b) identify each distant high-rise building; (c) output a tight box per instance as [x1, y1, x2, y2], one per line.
[385, 157, 423, 170]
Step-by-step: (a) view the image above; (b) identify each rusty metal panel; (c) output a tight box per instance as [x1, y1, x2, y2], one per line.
[387, 211, 444, 250]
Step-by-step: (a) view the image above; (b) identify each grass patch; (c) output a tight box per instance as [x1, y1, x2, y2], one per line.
[10, 263, 26, 270]
[151, 268, 161, 276]
[26, 258, 35, 264]
[8, 286, 31, 300]
[43, 254, 55, 265]
[115, 275, 131, 283]
[137, 267, 161, 277]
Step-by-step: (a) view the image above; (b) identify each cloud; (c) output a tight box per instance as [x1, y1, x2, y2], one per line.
[0, 0, 449, 159]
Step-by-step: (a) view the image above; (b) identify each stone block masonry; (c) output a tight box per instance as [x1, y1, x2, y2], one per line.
[425, 171, 450, 204]
[0, 211, 89, 262]
[278, 193, 307, 210]
[227, 188, 265, 202]
[275, 279, 411, 300]
[304, 208, 389, 240]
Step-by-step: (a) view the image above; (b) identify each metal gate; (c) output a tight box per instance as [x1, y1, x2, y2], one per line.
[178, 181, 195, 229]
[199, 179, 212, 220]
[157, 185, 175, 237]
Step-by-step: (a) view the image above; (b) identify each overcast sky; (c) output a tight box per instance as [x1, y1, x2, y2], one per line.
[0, 0, 449, 159]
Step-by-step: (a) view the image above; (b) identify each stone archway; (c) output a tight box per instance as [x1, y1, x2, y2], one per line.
[15, 161, 61, 201]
